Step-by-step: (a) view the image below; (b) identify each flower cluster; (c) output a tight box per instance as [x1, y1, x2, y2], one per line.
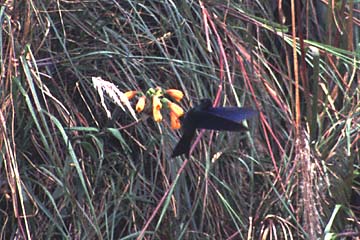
[124, 87, 185, 129]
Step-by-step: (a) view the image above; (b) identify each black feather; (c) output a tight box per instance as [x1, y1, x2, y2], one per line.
[171, 99, 257, 157]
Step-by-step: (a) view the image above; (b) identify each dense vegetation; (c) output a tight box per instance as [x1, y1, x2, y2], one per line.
[0, 1, 359, 239]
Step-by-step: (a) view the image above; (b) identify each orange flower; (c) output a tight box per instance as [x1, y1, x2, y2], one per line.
[136, 96, 146, 113]
[124, 90, 138, 100]
[167, 101, 184, 117]
[166, 89, 184, 102]
[170, 111, 181, 130]
[152, 95, 163, 122]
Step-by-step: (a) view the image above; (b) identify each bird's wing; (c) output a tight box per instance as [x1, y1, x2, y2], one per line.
[194, 107, 257, 131]
[206, 107, 258, 122]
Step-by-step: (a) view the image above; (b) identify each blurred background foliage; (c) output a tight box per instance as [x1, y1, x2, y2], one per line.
[0, 0, 359, 239]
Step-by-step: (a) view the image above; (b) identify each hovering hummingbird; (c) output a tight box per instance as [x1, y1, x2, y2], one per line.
[171, 99, 257, 157]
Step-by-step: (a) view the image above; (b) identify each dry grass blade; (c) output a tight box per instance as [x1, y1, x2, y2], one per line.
[92, 76, 138, 121]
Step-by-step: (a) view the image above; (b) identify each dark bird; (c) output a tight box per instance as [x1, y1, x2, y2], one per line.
[171, 99, 257, 157]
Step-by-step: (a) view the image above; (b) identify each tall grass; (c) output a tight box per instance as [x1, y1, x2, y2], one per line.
[0, 1, 359, 239]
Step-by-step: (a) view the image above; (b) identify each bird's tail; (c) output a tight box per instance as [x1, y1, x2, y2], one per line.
[171, 134, 193, 158]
